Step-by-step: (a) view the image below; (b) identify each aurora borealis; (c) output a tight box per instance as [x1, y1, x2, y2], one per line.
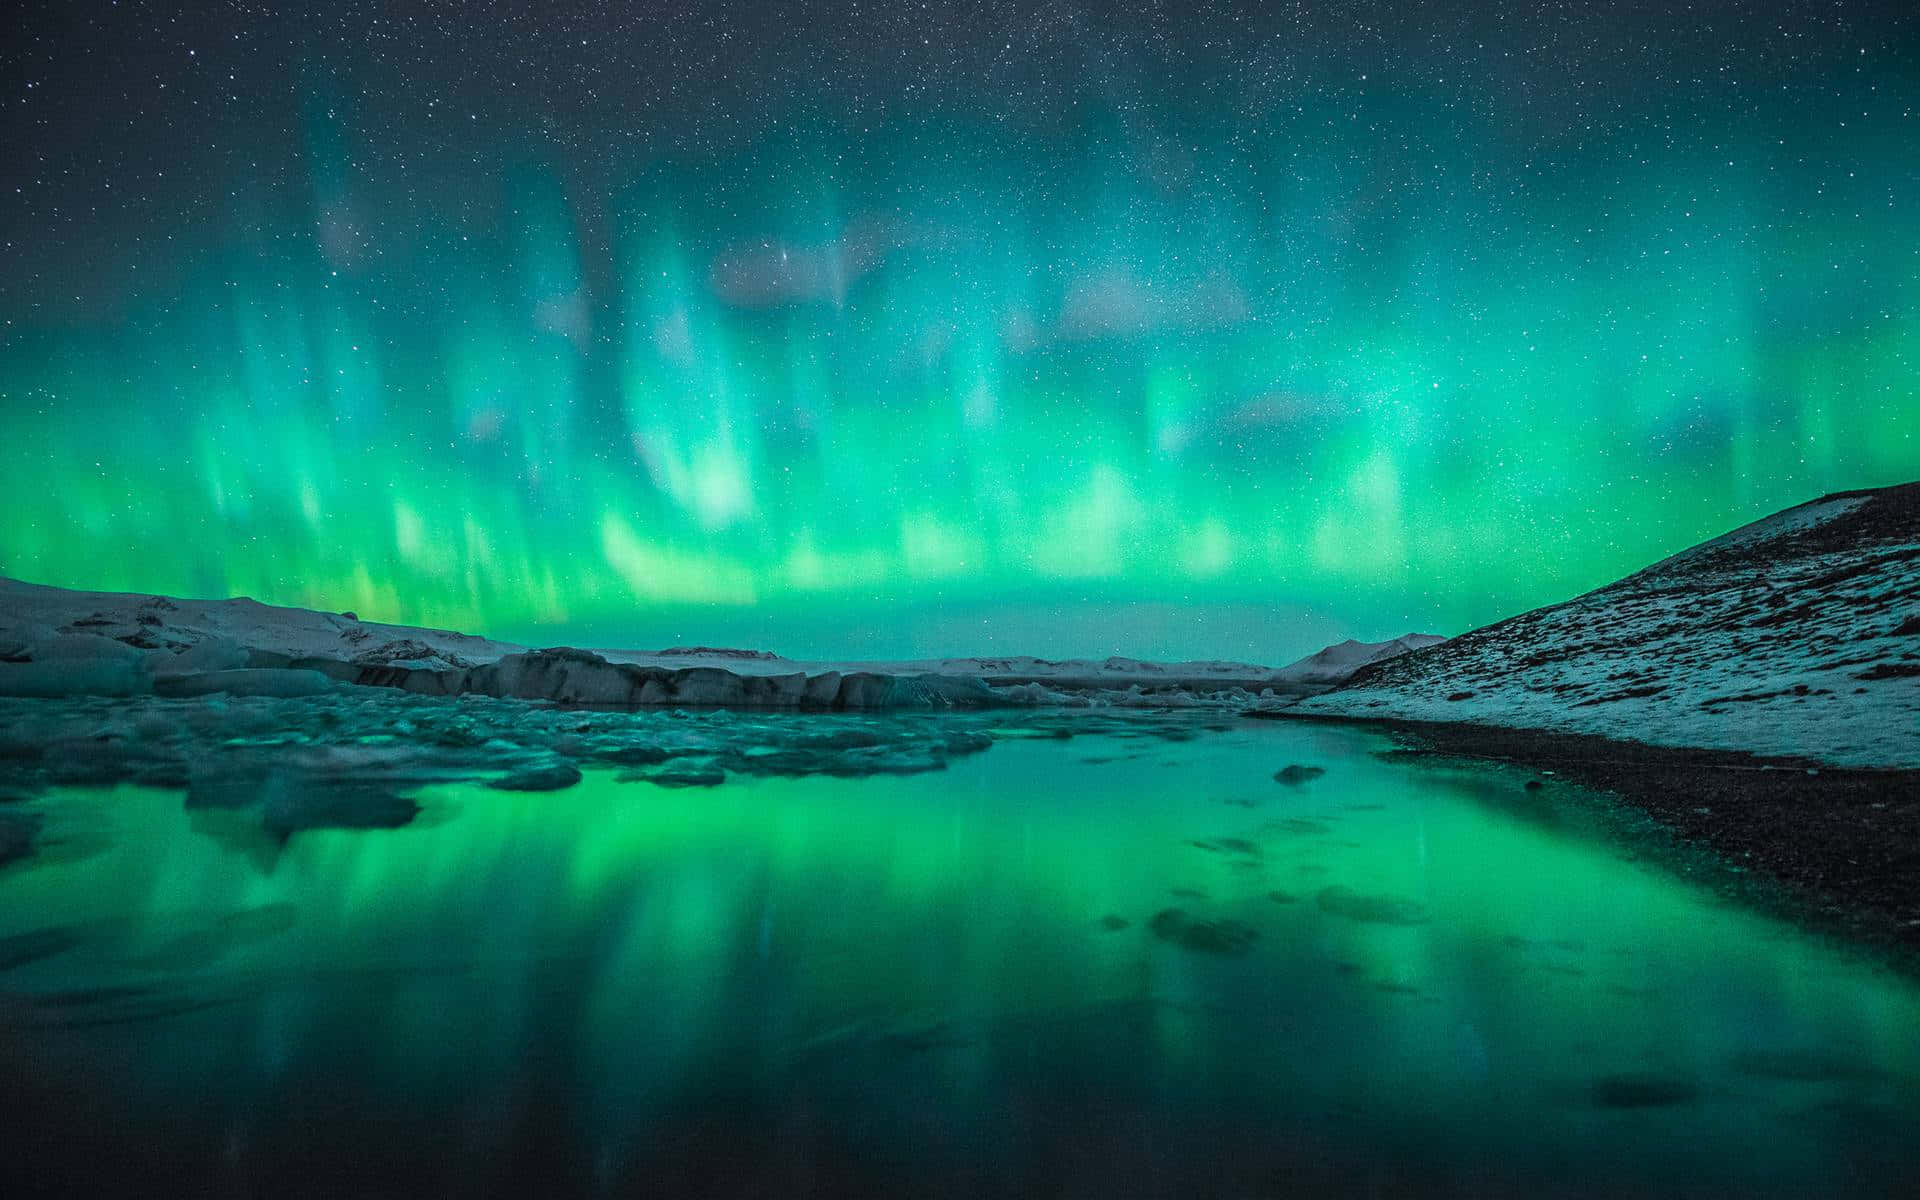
[2, 2, 1915, 659]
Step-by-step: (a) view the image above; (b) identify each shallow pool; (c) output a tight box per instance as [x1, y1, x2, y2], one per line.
[1, 711, 1915, 1196]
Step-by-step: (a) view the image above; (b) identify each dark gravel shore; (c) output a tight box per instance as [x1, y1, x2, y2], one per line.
[1257, 710, 1920, 955]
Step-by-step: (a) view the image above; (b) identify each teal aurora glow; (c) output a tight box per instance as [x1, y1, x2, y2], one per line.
[1, 5, 1913, 658]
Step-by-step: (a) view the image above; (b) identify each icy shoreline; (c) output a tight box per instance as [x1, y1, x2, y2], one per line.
[1273, 482, 1920, 770]
[1266, 711, 1920, 952]
[0, 690, 1233, 864]
[0, 576, 1440, 711]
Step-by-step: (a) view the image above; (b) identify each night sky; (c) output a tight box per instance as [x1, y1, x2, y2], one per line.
[2, 1, 1914, 660]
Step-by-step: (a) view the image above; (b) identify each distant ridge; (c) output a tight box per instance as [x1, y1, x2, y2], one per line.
[0, 573, 1445, 707]
[1277, 633, 1449, 686]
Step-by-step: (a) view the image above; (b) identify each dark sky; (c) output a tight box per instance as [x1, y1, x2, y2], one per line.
[0, 1, 1914, 659]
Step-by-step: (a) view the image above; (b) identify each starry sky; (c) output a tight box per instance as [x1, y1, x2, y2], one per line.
[1, 1, 1915, 661]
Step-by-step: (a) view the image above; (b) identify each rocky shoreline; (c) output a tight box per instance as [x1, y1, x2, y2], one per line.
[1260, 710, 1920, 957]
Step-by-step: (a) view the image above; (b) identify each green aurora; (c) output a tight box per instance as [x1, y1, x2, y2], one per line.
[2, 6, 1914, 659]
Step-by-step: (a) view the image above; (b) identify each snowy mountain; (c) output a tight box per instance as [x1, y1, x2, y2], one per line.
[1290, 483, 1920, 768]
[1276, 634, 1449, 686]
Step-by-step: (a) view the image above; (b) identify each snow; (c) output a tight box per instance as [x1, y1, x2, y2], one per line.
[1276, 634, 1448, 685]
[1289, 484, 1920, 769]
[1636, 494, 1871, 577]
[0, 575, 1442, 709]
[0, 577, 521, 666]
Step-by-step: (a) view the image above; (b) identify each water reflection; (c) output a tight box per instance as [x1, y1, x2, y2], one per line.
[1, 714, 1917, 1196]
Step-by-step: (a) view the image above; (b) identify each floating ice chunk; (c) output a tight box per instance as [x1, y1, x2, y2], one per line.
[0, 631, 155, 697]
[155, 636, 248, 675]
[0, 658, 152, 697]
[0, 688, 1025, 832]
[803, 671, 843, 706]
[154, 669, 335, 698]
[26, 632, 148, 663]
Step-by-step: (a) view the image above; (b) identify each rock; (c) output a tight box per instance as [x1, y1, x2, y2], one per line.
[1274, 764, 1325, 785]
[350, 638, 473, 671]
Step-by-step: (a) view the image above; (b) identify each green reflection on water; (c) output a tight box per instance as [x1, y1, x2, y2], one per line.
[2, 717, 1916, 1194]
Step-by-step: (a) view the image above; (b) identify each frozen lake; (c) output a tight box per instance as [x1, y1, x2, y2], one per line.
[2, 709, 1916, 1196]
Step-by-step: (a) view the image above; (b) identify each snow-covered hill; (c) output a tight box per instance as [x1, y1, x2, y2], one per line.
[1275, 634, 1449, 686]
[0, 575, 1442, 709]
[1290, 483, 1920, 768]
[0, 578, 520, 671]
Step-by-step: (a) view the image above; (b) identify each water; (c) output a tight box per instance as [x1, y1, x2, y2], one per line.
[1, 711, 1916, 1197]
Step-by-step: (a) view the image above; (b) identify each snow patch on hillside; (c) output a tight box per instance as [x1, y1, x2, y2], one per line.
[1290, 484, 1920, 768]
[1637, 493, 1871, 577]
